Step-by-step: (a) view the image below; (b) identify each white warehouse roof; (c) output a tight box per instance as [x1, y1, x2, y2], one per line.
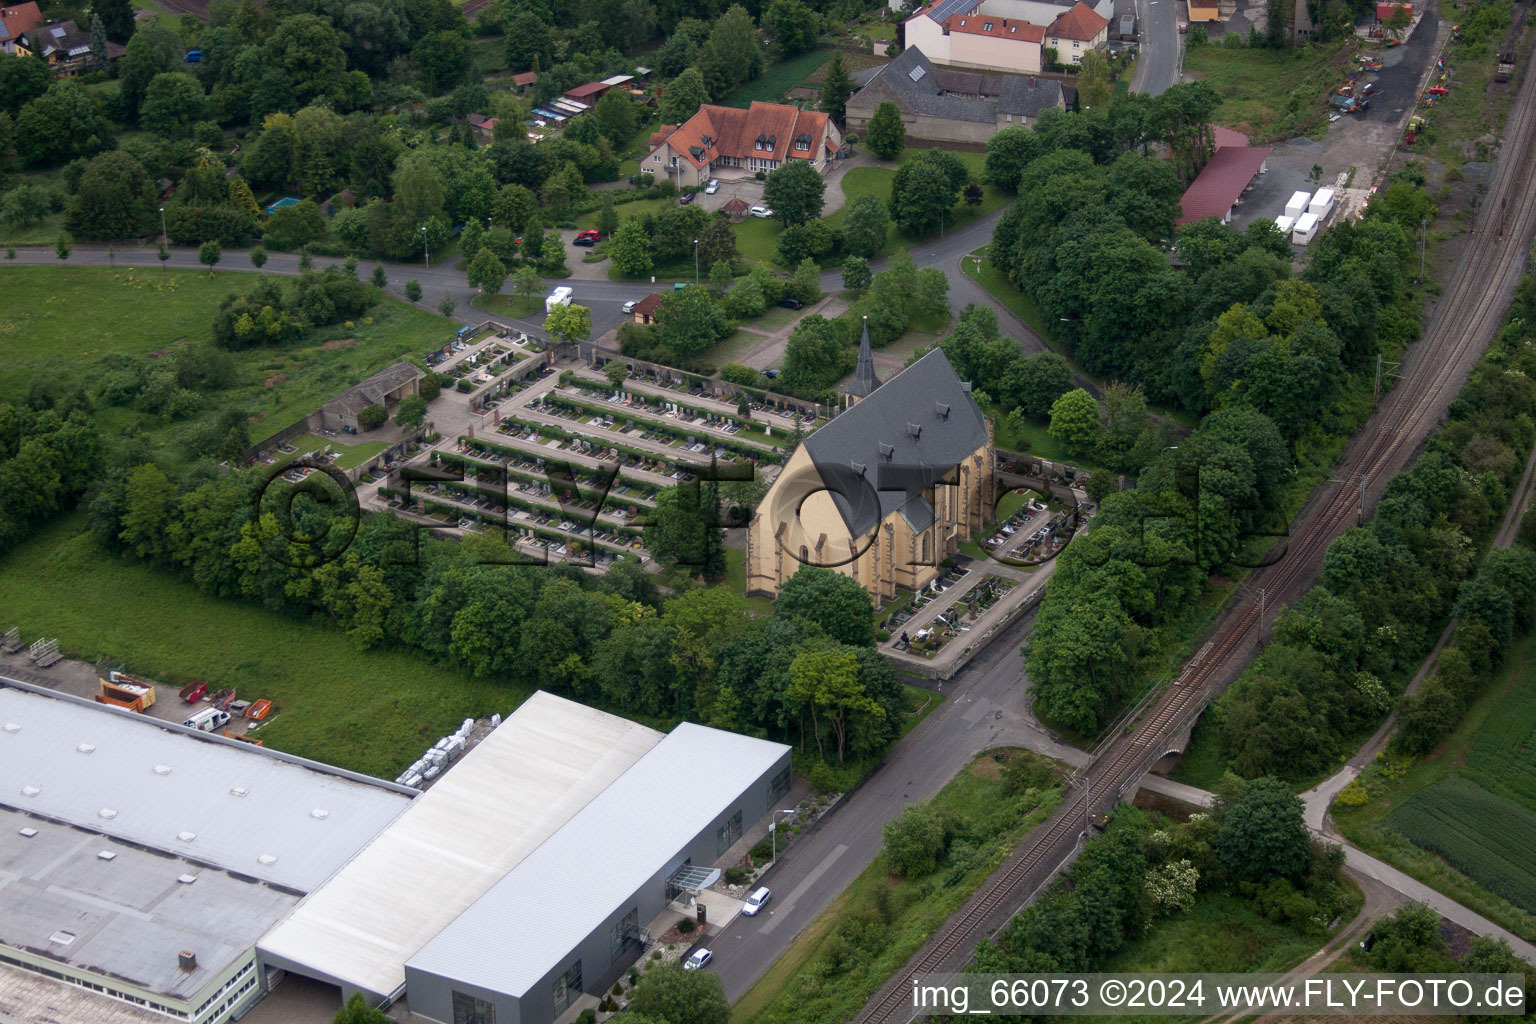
[257, 692, 664, 999]
[406, 723, 790, 998]
[0, 682, 412, 893]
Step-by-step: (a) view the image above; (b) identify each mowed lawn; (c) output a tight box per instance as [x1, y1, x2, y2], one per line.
[0, 513, 521, 780]
[0, 266, 455, 448]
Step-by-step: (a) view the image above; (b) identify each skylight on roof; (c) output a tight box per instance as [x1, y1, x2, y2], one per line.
[909, 65, 927, 81]
[983, 21, 993, 29]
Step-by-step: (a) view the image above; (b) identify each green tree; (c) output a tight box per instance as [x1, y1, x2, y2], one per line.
[55, 231, 72, 260]
[841, 194, 889, 258]
[889, 157, 958, 237]
[608, 218, 654, 277]
[596, 194, 620, 240]
[763, 158, 827, 227]
[140, 73, 205, 137]
[793, 256, 821, 302]
[658, 67, 709, 126]
[1047, 388, 1099, 457]
[645, 481, 726, 578]
[626, 964, 730, 1024]
[88, 14, 110, 74]
[605, 361, 629, 388]
[119, 463, 177, 562]
[1076, 50, 1112, 109]
[438, 296, 458, 319]
[776, 566, 874, 645]
[95, 0, 135, 43]
[1214, 776, 1309, 882]
[513, 264, 541, 307]
[653, 287, 728, 356]
[395, 394, 428, 429]
[493, 183, 536, 231]
[842, 254, 871, 292]
[882, 803, 947, 876]
[594, 89, 638, 145]
[262, 14, 348, 107]
[709, 258, 734, 294]
[467, 248, 508, 294]
[763, 0, 820, 54]
[820, 50, 854, 125]
[405, 279, 423, 302]
[198, 239, 222, 274]
[67, 151, 156, 239]
[782, 314, 850, 394]
[250, 246, 268, 270]
[865, 101, 906, 160]
[1014, 352, 1074, 419]
[545, 302, 593, 342]
[371, 264, 387, 288]
[787, 647, 882, 761]
[698, 5, 762, 95]
[412, 30, 472, 95]
[358, 404, 388, 430]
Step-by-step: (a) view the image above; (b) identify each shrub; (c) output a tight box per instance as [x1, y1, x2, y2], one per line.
[405, 280, 423, 302]
[750, 838, 774, 862]
[724, 865, 749, 885]
[611, 982, 623, 996]
[676, 916, 696, 934]
[808, 760, 838, 794]
[357, 404, 388, 430]
[882, 804, 947, 876]
[877, 628, 891, 641]
[456, 378, 474, 393]
[576, 1011, 597, 1024]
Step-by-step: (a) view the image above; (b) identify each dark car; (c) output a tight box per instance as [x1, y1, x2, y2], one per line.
[778, 297, 803, 310]
[678, 191, 696, 205]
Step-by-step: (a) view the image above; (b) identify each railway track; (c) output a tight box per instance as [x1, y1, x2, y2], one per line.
[856, 39, 1536, 1024]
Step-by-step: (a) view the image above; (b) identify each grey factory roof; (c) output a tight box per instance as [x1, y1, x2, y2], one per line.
[0, 808, 302, 1002]
[258, 692, 664, 1000]
[804, 348, 989, 538]
[851, 47, 1063, 124]
[405, 723, 790, 998]
[0, 683, 412, 894]
[0, 960, 191, 1024]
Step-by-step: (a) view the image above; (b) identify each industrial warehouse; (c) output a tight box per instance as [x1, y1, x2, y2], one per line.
[0, 681, 791, 1024]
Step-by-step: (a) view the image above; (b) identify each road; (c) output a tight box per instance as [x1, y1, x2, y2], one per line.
[704, 607, 1084, 1002]
[856, 21, 1536, 1024]
[1130, 0, 1182, 95]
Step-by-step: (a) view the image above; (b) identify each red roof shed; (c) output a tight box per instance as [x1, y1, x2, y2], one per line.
[1176, 145, 1273, 226]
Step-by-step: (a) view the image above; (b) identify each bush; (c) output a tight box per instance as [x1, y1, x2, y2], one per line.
[612, 982, 623, 996]
[750, 838, 775, 862]
[882, 804, 947, 876]
[724, 865, 749, 885]
[456, 378, 474, 393]
[877, 628, 890, 641]
[808, 760, 838, 794]
[576, 1011, 596, 1024]
[405, 280, 423, 302]
[676, 916, 696, 933]
[357, 404, 388, 430]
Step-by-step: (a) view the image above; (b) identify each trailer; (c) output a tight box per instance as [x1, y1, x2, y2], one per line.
[1292, 211, 1321, 245]
[98, 675, 156, 713]
[1308, 188, 1336, 219]
[1274, 214, 1296, 235]
[1285, 190, 1313, 218]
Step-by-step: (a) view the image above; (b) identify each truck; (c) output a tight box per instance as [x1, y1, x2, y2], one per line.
[545, 286, 573, 312]
[1330, 93, 1368, 114]
[1497, 51, 1515, 82]
[98, 672, 156, 713]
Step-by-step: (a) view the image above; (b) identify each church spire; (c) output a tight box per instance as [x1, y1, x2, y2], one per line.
[846, 316, 881, 402]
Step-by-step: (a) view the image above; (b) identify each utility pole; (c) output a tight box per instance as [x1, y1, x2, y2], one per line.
[1373, 352, 1382, 405]
[422, 225, 430, 270]
[1419, 216, 1427, 283]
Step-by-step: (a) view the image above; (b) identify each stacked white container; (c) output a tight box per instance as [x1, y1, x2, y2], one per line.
[1285, 190, 1312, 219]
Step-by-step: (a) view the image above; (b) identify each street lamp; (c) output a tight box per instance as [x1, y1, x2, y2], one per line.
[693, 237, 699, 285]
[422, 225, 430, 270]
[769, 808, 796, 864]
[159, 206, 166, 243]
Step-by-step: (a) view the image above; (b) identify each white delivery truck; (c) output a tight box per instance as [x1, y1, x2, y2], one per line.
[545, 286, 573, 312]
[184, 708, 231, 733]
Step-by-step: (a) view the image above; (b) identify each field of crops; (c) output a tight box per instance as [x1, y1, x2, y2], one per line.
[1386, 775, 1536, 913]
[1462, 674, 1536, 807]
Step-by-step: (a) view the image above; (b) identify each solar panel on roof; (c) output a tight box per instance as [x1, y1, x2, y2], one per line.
[909, 65, 926, 81]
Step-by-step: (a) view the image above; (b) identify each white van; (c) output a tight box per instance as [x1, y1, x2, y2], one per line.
[545, 286, 573, 312]
[184, 708, 231, 733]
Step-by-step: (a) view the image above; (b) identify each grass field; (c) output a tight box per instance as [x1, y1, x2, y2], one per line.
[0, 266, 454, 456]
[0, 513, 517, 779]
[1183, 41, 1348, 142]
[273, 433, 391, 470]
[0, 211, 67, 247]
[723, 50, 832, 107]
[471, 293, 544, 319]
[962, 250, 1046, 336]
[735, 749, 1061, 1024]
[1334, 633, 1536, 941]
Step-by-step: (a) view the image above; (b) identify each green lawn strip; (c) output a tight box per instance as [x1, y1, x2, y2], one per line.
[471, 293, 544, 319]
[0, 210, 67, 246]
[1332, 631, 1536, 941]
[1182, 41, 1347, 143]
[723, 50, 833, 107]
[0, 513, 516, 780]
[0, 266, 455, 459]
[724, 547, 776, 615]
[578, 195, 677, 230]
[734, 750, 1061, 1024]
[269, 433, 391, 471]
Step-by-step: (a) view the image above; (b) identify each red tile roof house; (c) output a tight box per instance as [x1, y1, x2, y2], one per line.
[643, 101, 844, 188]
[0, 1, 40, 53]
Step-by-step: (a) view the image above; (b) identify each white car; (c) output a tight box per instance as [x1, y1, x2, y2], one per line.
[622, 299, 639, 313]
[749, 205, 773, 218]
[743, 887, 771, 916]
[683, 948, 712, 970]
[705, 179, 720, 194]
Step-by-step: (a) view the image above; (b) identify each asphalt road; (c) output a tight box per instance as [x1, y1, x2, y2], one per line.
[703, 608, 1084, 1002]
[1363, 3, 1441, 124]
[1130, 0, 1182, 96]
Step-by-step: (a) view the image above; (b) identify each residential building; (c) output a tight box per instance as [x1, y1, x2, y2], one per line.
[644, 100, 843, 188]
[745, 333, 995, 599]
[19, 19, 124, 74]
[846, 46, 1065, 145]
[318, 362, 425, 433]
[0, 1, 40, 53]
[903, 0, 1110, 71]
[630, 293, 663, 325]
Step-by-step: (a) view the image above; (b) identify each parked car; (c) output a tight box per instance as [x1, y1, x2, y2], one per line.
[749, 205, 773, 218]
[763, 368, 780, 379]
[743, 887, 771, 915]
[683, 948, 713, 970]
[622, 299, 639, 313]
[705, 179, 720, 194]
[778, 297, 803, 310]
[679, 191, 696, 205]
[573, 229, 600, 247]
[1360, 81, 1376, 97]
